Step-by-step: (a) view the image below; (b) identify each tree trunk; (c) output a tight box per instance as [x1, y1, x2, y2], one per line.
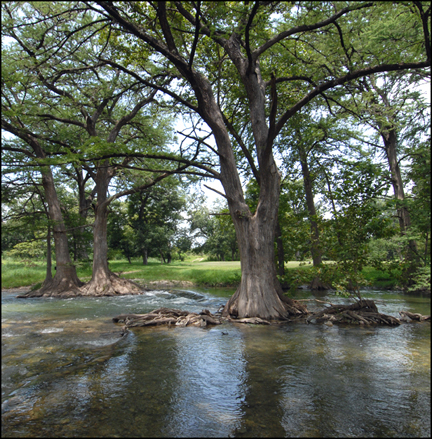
[80, 164, 142, 296]
[44, 225, 53, 284]
[223, 215, 288, 319]
[187, 63, 307, 320]
[369, 75, 418, 265]
[222, 151, 306, 319]
[75, 167, 95, 261]
[298, 146, 322, 267]
[384, 129, 418, 259]
[23, 167, 83, 297]
[142, 249, 148, 265]
[275, 220, 285, 276]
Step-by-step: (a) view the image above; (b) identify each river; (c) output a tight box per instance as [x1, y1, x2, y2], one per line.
[1, 287, 430, 438]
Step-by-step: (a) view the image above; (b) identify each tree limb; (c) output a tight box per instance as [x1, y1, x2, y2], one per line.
[275, 61, 431, 137]
[254, 3, 373, 57]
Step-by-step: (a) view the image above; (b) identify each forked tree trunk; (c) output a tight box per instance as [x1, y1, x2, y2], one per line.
[190, 63, 307, 320]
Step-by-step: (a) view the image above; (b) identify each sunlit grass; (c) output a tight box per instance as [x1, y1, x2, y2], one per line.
[1, 259, 50, 289]
[111, 259, 242, 286]
[1, 256, 399, 290]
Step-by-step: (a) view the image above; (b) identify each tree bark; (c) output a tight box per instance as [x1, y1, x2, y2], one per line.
[75, 167, 95, 260]
[275, 220, 285, 276]
[79, 163, 143, 296]
[383, 129, 418, 260]
[24, 167, 83, 297]
[44, 225, 53, 284]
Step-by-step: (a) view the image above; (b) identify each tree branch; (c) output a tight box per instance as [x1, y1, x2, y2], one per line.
[245, 1, 260, 72]
[275, 61, 431, 137]
[188, 1, 201, 68]
[254, 3, 373, 57]
[203, 184, 229, 200]
[221, 113, 260, 183]
[414, 1, 431, 62]
[108, 89, 157, 142]
[98, 58, 200, 113]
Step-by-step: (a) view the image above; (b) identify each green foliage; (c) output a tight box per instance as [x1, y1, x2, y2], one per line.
[107, 177, 187, 263]
[407, 265, 431, 293]
[189, 200, 238, 262]
[6, 241, 48, 260]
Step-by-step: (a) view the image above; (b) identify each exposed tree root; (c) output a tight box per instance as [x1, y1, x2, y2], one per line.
[113, 308, 222, 328]
[79, 272, 143, 296]
[16, 270, 84, 298]
[279, 296, 309, 316]
[304, 299, 401, 326]
[113, 299, 424, 329]
[17, 272, 144, 298]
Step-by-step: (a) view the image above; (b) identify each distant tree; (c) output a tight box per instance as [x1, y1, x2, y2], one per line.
[126, 177, 187, 264]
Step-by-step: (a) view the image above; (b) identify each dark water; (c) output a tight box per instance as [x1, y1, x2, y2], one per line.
[1, 287, 430, 438]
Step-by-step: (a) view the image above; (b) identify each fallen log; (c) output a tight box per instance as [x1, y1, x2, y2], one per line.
[228, 317, 271, 325]
[399, 311, 431, 322]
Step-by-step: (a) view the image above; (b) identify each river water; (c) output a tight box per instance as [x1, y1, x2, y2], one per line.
[1, 287, 430, 438]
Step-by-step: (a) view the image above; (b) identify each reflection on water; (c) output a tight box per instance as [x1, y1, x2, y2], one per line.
[1, 288, 430, 438]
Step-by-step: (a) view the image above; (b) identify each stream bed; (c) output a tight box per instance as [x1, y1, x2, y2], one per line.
[1, 287, 430, 437]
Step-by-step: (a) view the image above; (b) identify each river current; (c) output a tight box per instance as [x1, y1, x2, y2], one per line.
[1, 287, 430, 437]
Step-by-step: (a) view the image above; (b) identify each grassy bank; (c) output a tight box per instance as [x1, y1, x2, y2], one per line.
[1, 257, 243, 290]
[1, 257, 399, 290]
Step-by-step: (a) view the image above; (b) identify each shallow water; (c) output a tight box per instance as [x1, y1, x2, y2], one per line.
[1, 287, 430, 438]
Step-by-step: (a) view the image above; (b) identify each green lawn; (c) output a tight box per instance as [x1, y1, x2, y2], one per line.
[1, 257, 399, 290]
[1, 257, 243, 289]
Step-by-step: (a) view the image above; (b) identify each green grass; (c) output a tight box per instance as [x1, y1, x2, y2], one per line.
[1, 259, 50, 289]
[1, 256, 400, 290]
[361, 266, 401, 289]
[112, 259, 242, 287]
[1, 257, 243, 289]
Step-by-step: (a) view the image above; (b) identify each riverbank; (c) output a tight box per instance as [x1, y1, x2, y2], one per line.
[2, 257, 402, 291]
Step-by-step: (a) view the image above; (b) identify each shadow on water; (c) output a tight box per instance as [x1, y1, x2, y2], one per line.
[1, 288, 430, 437]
